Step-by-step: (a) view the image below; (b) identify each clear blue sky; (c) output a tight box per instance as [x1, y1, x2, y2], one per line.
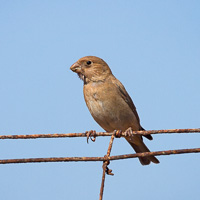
[0, 1, 200, 200]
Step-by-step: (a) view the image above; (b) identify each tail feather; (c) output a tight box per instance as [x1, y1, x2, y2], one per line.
[140, 127, 153, 140]
[126, 139, 159, 165]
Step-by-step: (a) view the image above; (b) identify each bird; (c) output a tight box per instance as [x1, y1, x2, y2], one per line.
[70, 56, 159, 165]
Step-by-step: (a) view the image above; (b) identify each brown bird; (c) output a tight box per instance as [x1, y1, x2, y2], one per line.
[70, 56, 159, 165]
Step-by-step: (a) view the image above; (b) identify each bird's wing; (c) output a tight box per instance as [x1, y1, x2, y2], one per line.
[113, 78, 153, 140]
[114, 79, 140, 122]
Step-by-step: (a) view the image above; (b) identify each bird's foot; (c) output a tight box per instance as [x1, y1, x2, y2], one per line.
[124, 127, 133, 137]
[113, 130, 122, 138]
[85, 130, 96, 143]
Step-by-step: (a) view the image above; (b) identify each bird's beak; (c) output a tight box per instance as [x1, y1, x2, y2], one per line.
[70, 62, 81, 73]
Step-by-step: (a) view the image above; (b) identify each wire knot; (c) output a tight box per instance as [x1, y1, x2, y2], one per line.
[114, 130, 122, 138]
[103, 155, 114, 176]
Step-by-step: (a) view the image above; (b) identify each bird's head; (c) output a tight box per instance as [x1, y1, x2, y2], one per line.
[70, 56, 112, 83]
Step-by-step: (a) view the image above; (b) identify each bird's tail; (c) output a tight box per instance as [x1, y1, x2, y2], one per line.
[126, 139, 160, 165]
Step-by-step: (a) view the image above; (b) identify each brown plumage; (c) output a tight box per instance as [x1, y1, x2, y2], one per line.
[70, 56, 159, 165]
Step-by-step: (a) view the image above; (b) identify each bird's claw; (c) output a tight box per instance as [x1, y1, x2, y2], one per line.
[125, 127, 133, 137]
[85, 130, 96, 143]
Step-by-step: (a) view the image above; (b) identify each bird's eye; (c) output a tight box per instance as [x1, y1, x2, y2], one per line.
[87, 61, 92, 65]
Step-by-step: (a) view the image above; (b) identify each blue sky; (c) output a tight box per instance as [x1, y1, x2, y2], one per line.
[0, 1, 200, 200]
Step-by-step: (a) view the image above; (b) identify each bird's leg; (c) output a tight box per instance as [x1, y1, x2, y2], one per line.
[85, 130, 96, 143]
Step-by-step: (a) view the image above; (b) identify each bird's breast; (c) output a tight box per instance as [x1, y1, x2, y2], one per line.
[84, 87, 106, 120]
[83, 81, 140, 132]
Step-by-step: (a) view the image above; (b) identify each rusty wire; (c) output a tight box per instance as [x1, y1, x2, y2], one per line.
[0, 128, 199, 140]
[1, 128, 200, 200]
[99, 133, 115, 200]
[0, 147, 200, 165]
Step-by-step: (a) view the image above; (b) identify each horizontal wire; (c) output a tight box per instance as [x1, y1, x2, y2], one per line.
[0, 128, 200, 139]
[0, 148, 200, 164]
